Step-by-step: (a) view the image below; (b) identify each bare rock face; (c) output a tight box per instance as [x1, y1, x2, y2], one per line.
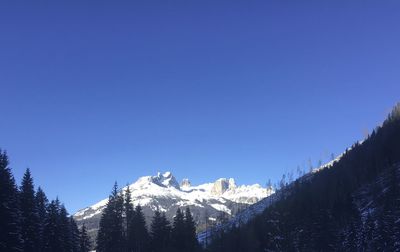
[228, 178, 236, 189]
[181, 178, 191, 188]
[211, 178, 236, 195]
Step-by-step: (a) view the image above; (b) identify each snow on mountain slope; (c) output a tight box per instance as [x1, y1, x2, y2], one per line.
[73, 172, 273, 239]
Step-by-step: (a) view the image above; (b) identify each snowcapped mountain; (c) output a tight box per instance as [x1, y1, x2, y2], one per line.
[73, 171, 273, 239]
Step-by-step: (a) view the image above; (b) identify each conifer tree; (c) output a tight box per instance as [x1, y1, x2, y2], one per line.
[69, 217, 80, 252]
[59, 204, 72, 251]
[0, 150, 22, 251]
[79, 224, 91, 252]
[96, 206, 110, 252]
[124, 186, 135, 252]
[150, 210, 171, 252]
[44, 199, 62, 252]
[184, 207, 199, 251]
[131, 205, 149, 252]
[35, 187, 48, 252]
[96, 182, 124, 252]
[19, 168, 39, 252]
[171, 208, 186, 252]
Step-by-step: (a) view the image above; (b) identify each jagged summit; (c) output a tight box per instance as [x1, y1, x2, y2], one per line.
[152, 171, 180, 189]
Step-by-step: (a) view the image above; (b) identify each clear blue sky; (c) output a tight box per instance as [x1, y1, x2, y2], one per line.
[1, 0, 399, 214]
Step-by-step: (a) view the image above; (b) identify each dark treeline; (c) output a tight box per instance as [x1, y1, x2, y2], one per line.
[207, 104, 400, 251]
[0, 151, 91, 252]
[96, 182, 201, 252]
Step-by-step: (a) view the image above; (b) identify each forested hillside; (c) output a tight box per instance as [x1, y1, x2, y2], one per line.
[207, 104, 400, 251]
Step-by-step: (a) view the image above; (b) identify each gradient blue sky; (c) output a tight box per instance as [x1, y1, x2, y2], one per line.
[1, 0, 399, 213]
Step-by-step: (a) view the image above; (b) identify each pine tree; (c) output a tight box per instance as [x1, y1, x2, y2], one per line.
[59, 204, 73, 252]
[96, 206, 110, 252]
[0, 150, 22, 251]
[44, 199, 62, 252]
[150, 210, 171, 252]
[131, 205, 149, 252]
[35, 187, 48, 252]
[171, 208, 186, 252]
[79, 224, 91, 252]
[124, 186, 135, 252]
[96, 182, 124, 252]
[19, 168, 39, 252]
[69, 217, 80, 252]
[184, 207, 199, 251]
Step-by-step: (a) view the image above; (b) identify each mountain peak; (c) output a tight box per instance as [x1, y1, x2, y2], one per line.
[152, 171, 180, 189]
[211, 178, 236, 195]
